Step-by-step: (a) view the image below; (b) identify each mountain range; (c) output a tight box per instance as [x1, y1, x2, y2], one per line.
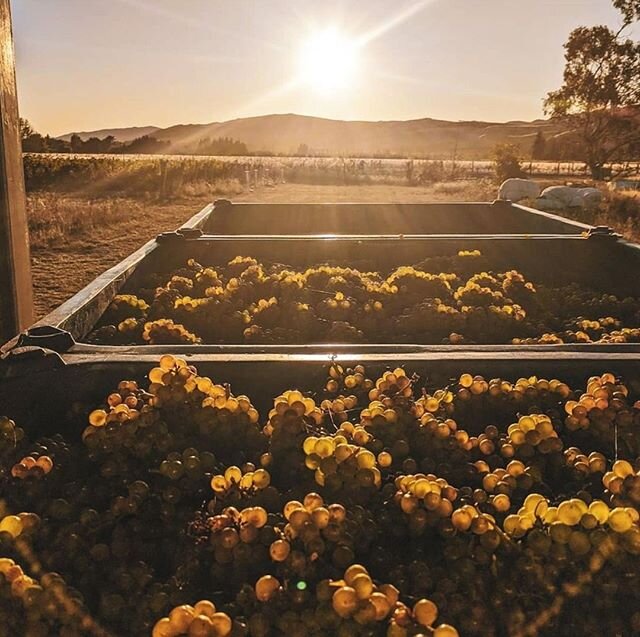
[59, 113, 566, 157]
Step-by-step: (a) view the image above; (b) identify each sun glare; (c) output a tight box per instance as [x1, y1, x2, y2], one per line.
[298, 28, 359, 95]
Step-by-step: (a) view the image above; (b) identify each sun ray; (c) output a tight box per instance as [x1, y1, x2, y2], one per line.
[233, 78, 303, 119]
[355, 0, 435, 47]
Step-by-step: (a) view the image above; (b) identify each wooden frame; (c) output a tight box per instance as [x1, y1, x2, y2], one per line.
[0, 0, 33, 343]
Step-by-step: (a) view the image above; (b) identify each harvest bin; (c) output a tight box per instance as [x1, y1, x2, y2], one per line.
[2, 200, 638, 357]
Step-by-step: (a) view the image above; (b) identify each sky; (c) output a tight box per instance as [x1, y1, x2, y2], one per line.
[11, 0, 637, 137]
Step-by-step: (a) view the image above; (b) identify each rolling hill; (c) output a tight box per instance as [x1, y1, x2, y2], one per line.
[58, 114, 566, 158]
[58, 126, 161, 143]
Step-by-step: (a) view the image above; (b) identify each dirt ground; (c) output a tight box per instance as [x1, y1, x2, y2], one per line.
[30, 200, 206, 317]
[30, 181, 497, 318]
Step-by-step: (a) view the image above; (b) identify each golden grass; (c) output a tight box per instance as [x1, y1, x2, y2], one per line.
[23, 153, 245, 198]
[431, 179, 496, 199]
[559, 190, 640, 243]
[27, 194, 142, 249]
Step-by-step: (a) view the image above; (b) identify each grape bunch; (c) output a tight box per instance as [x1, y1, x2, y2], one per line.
[152, 601, 233, 637]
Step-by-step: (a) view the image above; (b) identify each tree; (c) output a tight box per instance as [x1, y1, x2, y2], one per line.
[18, 118, 48, 152]
[493, 143, 524, 183]
[195, 136, 248, 156]
[118, 135, 170, 154]
[544, 3, 640, 178]
[19, 118, 34, 140]
[613, 0, 640, 24]
[70, 134, 83, 153]
[531, 132, 546, 159]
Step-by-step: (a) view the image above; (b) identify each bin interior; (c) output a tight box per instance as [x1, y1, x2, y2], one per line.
[198, 201, 593, 235]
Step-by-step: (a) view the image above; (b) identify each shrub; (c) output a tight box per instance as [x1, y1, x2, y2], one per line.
[493, 143, 524, 183]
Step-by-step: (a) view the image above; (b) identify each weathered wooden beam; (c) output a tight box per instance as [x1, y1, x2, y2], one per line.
[0, 0, 33, 342]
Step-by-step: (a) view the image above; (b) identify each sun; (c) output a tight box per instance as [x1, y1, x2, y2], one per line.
[297, 28, 359, 94]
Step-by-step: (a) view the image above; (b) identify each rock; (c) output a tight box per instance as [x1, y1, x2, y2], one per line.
[540, 186, 584, 208]
[577, 187, 602, 209]
[537, 185, 603, 210]
[498, 178, 541, 202]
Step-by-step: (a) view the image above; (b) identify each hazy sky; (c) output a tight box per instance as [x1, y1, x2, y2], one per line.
[12, 0, 636, 136]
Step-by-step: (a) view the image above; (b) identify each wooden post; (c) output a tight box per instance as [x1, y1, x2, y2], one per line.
[0, 0, 34, 342]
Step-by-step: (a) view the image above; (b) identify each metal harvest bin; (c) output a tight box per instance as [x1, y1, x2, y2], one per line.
[1, 200, 638, 359]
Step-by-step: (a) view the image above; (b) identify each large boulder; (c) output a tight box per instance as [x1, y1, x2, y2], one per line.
[498, 178, 541, 202]
[577, 187, 603, 209]
[540, 186, 583, 207]
[538, 185, 603, 210]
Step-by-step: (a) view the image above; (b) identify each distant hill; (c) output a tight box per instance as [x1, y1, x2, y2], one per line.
[58, 114, 568, 158]
[57, 126, 161, 143]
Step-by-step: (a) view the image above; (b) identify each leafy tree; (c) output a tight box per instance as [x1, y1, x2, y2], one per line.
[82, 136, 116, 153]
[19, 118, 49, 152]
[43, 136, 69, 153]
[118, 135, 170, 154]
[195, 136, 248, 156]
[21, 134, 46, 152]
[70, 134, 83, 153]
[544, 3, 640, 178]
[493, 143, 524, 182]
[531, 132, 547, 159]
[613, 0, 640, 24]
[19, 118, 34, 140]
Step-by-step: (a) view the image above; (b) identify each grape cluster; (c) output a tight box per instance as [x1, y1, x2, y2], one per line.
[271, 495, 372, 575]
[303, 434, 382, 495]
[237, 567, 458, 637]
[152, 601, 233, 637]
[0, 417, 23, 457]
[0, 557, 100, 637]
[88, 255, 640, 345]
[393, 473, 467, 533]
[513, 320, 640, 345]
[11, 454, 53, 480]
[161, 449, 217, 483]
[210, 465, 271, 497]
[142, 319, 201, 345]
[108, 294, 149, 322]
